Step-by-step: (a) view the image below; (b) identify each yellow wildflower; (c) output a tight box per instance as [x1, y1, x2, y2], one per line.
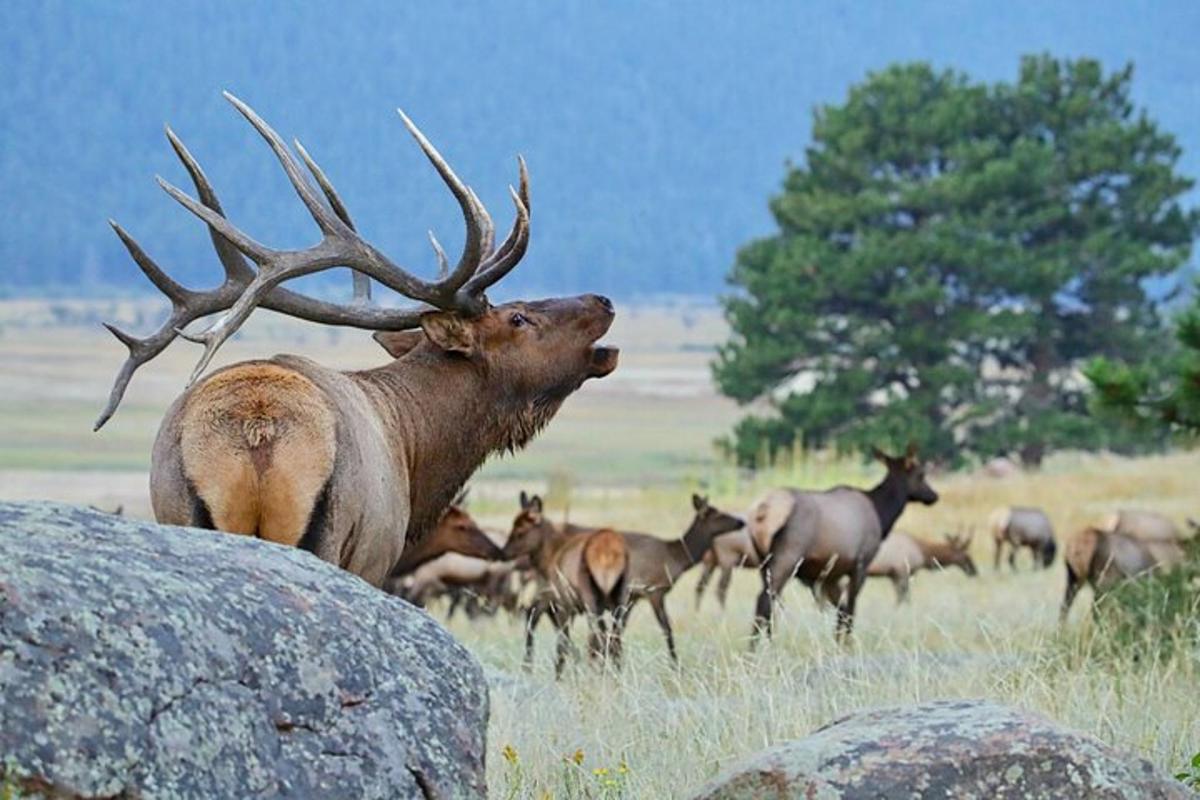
[501, 744, 518, 765]
[571, 748, 585, 765]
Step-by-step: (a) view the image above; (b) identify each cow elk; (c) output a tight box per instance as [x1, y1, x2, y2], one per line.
[866, 529, 977, 604]
[616, 494, 744, 662]
[1095, 509, 1181, 541]
[988, 506, 1057, 570]
[694, 526, 761, 610]
[1061, 526, 1185, 619]
[98, 94, 618, 587]
[502, 494, 630, 677]
[747, 444, 938, 641]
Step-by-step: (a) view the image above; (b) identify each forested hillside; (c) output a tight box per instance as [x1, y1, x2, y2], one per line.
[2, 1, 1197, 298]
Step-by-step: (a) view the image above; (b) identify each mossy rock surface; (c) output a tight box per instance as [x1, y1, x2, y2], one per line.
[0, 501, 487, 799]
[691, 699, 1190, 800]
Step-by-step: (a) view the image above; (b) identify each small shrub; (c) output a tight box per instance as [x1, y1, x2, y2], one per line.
[1176, 750, 1200, 790]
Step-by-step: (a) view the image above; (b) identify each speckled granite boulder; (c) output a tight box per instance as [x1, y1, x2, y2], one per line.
[691, 699, 1188, 800]
[0, 501, 487, 799]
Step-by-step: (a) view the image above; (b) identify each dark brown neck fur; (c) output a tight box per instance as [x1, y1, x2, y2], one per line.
[355, 346, 568, 545]
[866, 472, 910, 536]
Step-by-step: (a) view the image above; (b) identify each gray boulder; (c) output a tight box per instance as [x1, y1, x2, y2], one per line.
[692, 699, 1189, 799]
[0, 501, 487, 799]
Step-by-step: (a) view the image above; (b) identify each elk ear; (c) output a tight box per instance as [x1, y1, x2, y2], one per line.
[420, 311, 479, 356]
[519, 490, 530, 509]
[692, 493, 708, 512]
[905, 441, 919, 465]
[529, 495, 543, 514]
[870, 446, 889, 464]
[372, 330, 424, 359]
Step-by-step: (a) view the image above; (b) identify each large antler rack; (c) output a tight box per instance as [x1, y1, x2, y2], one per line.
[95, 92, 530, 430]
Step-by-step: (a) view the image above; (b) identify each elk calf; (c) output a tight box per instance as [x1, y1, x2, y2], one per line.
[616, 495, 744, 662]
[502, 495, 630, 677]
[866, 530, 977, 604]
[988, 506, 1056, 570]
[1061, 526, 1185, 619]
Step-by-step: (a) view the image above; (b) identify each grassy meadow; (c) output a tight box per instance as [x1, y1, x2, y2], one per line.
[1, 299, 1197, 797]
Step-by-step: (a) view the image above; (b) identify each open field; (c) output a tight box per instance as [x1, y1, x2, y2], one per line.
[1, 299, 1197, 797]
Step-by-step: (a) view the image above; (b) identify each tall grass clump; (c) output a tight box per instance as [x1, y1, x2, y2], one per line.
[1091, 537, 1200, 663]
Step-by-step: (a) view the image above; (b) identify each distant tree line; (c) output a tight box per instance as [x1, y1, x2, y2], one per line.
[715, 55, 1198, 467]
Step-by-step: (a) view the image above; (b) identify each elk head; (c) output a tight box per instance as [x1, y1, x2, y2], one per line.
[437, 504, 504, 562]
[682, 494, 745, 559]
[502, 492, 557, 560]
[95, 93, 618, 429]
[872, 443, 939, 506]
[939, 529, 978, 576]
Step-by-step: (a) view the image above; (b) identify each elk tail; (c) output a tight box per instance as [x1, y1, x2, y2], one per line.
[749, 488, 794, 557]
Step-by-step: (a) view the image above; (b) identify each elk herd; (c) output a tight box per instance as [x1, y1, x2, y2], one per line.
[97, 97, 1196, 677]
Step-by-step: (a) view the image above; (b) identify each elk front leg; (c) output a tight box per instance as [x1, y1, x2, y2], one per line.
[694, 560, 717, 609]
[716, 566, 734, 609]
[550, 605, 573, 680]
[993, 539, 1004, 571]
[523, 598, 546, 670]
[648, 592, 678, 664]
[1060, 565, 1081, 623]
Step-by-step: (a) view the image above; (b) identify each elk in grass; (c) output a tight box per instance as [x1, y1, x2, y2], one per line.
[615, 494, 745, 663]
[747, 444, 939, 641]
[502, 493, 630, 677]
[866, 529, 977, 604]
[1061, 525, 1186, 620]
[97, 94, 618, 587]
[988, 506, 1057, 570]
[694, 526, 761, 610]
[1095, 509, 1182, 541]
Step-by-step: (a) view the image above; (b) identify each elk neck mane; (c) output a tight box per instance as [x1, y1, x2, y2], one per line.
[356, 345, 571, 543]
[865, 471, 909, 536]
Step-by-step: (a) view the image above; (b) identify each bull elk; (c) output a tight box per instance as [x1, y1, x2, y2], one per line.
[866, 529, 977, 604]
[97, 94, 618, 586]
[988, 506, 1056, 570]
[1061, 525, 1185, 619]
[747, 445, 938, 641]
[502, 494, 630, 677]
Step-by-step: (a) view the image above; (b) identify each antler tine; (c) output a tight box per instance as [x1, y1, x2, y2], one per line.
[396, 108, 489, 297]
[294, 138, 371, 304]
[464, 181, 530, 295]
[223, 92, 340, 236]
[164, 126, 255, 283]
[428, 231, 450, 278]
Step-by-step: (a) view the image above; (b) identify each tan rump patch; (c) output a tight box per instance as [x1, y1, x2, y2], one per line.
[988, 507, 1012, 541]
[1064, 527, 1100, 578]
[584, 529, 628, 596]
[749, 488, 794, 556]
[180, 363, 336, 546]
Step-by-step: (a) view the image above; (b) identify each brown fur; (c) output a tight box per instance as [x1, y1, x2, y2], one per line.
[1061, 525, 1185, 619]
[152, 295, 618, 587]
[179, 363, 335, 544]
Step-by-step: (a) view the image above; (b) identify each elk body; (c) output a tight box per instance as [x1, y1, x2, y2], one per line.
[694, 527, 761, 610]
[748, 446, 939, 641]
[988, 506, 1057, 570]
[502, 495, 630, 677]
[614, 495, 744, 662]
[866, 530, 977, 604]
[1096, 509, 1181, 541]
[99, 95, 618, 587]
[1061, 526, 1185, 619]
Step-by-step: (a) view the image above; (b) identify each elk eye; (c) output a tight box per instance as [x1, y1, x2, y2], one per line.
[510, 312, 529, 328]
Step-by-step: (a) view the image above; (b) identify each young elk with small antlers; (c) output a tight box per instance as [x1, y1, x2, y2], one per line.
[866, 529, 977, 604]
[748, 445, 939, 641]
[97, 94, 618, 586]
[502, 494, 630, 678]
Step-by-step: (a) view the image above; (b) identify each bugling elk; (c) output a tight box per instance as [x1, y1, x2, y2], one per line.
[866, 529, 977, 604]
[97, 94, 618, 586]
[747, 445, 939, 641]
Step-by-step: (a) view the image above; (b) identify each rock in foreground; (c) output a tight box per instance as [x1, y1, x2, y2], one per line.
[0, 501, 486, 799]
[692, 699, 1187, 800]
